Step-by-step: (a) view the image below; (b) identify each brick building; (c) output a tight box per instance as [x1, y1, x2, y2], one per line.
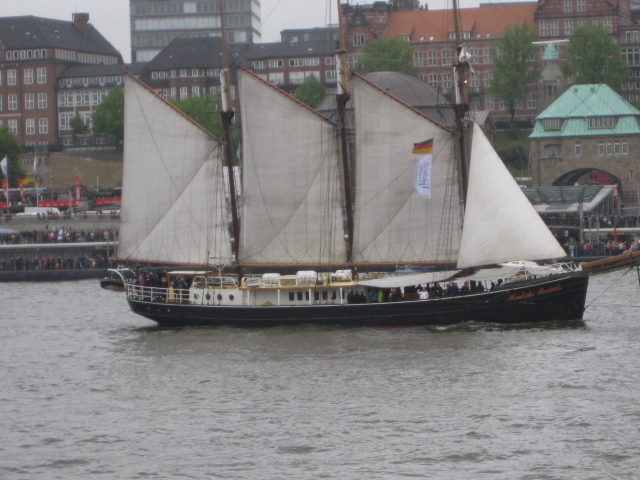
[0, 14, 123, 149]
[530, 84, 640, 206]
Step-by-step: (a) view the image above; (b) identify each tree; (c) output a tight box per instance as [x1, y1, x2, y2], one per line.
[92, 86, 125, 148]
[0, 125, 25, 188]
[171, 93, 242, 162]
[355, 37, 420, 76]
[70, 114, 88, 143]
[562, 24, 629, 88]
[489, 23, 539, 124]
[294, 74, 327, 108]
[171, 93, 225, 137]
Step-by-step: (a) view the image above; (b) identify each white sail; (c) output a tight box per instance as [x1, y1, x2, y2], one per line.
[457, 123, 566, 268]
[238, 68, 346, 265]
[119, 75, 232, 265]
[351, 76, 462, 264]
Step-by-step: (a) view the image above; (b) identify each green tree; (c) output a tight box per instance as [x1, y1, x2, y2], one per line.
[92, 86, 125, 148]
[489, 23, 539, 124]
[70, 114, 88, 143]
[171, 93, 225, 137]
[171, 93, 242, 163]
[0, 125, 25, 188]
[355, 37, 420, 76]
[294, 74, 327, 108]
[562, 24, 629, 87]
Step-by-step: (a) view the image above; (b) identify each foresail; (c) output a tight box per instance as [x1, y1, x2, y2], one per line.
[457, 123, 566, 268]
[351, 76, 462, 264]
[238, 68, 346, 265]
[119, 74, 232, 265]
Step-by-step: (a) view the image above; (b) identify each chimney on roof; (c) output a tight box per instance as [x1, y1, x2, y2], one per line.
[73, 13, 90, 37]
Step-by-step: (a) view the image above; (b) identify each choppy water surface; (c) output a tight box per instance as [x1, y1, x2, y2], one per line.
[2, 270, 640, 479]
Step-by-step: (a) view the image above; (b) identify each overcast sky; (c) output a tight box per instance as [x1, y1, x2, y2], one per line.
[3, 0, 481, 63]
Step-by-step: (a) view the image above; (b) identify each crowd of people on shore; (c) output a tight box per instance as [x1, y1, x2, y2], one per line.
[0, 227, 119, 245]
[563, 239, 636, 257]
[0, 254, 113, 271]
[541, 213, 640, 229]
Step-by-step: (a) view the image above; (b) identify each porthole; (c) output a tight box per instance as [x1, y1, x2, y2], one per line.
[229, 294, 235, 301]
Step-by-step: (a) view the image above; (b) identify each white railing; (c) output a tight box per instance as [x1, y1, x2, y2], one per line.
[127, 284, 190, 304]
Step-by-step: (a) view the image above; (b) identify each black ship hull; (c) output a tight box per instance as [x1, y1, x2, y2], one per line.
[127, 274, 590, 328]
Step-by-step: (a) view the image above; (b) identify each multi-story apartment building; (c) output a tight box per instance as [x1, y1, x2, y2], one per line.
[140, 37, 338, 99]
[129, 0, 261, 63]
[0, 14, 123, 148]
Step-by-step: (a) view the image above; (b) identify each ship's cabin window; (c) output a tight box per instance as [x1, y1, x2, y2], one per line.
[297, 292, 303, 301]
[289, 292, 294, 301]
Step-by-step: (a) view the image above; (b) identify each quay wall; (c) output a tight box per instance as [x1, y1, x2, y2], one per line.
[0, 269, 108, 282]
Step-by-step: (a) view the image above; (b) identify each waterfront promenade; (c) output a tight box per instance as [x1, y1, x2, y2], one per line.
[0, 213, 120, 281]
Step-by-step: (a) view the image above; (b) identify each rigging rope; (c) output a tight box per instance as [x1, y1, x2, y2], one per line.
[584, 265, 635, 311]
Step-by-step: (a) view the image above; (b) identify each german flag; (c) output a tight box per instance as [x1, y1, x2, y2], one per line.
[412, 138, 433, 154]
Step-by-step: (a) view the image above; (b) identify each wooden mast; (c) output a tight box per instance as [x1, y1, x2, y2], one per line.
[218, 0, 243, 278]
[336, 0, 355, 264]
[452, 0, 470, 207]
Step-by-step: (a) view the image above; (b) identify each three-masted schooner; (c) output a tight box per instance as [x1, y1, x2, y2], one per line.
[113, 0, 604, 327]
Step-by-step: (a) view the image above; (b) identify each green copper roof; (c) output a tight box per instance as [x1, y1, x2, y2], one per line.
[542, 45, 559, 61]
[530, 84, 640, 138]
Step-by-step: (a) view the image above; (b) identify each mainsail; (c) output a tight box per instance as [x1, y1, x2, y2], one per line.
[351, 75, 462, 264]
[119, 74, 232, 265]
[457, 123, 566, 268]
[238, 67, 347, 265]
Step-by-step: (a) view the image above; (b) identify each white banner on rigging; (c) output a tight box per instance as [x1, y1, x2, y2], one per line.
[414, 153, 432, 198]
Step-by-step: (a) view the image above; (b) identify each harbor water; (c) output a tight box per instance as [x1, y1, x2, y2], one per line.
[2, 270, 640, 479]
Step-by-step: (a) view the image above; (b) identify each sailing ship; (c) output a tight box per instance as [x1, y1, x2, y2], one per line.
[113, 0, 638, 328]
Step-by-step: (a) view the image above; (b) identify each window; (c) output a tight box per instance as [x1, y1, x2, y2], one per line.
[614, 140, 621, 154]
[26, 119, 35, 135]
[269, 72, 284, 85]
[622, 140, 628, 154]
[24, 69, 34, 84]
[192, 86, 200, 97]
[253, 60, 266, 69]
[564, 0, 572, 12]
[413, 50, 424, 67]
[325, 57, 336, 65]
[37, 68, 47, 84]
[575, 141, 581, 156]
[441, 50, 452, 66]
[485, 96, 494, 110]
[325, 69, 337, 81]
[8, 70, 17, 86]
[527, 92, 537, 109]
[39, 118, 48, 134]
[180, 69, 187, 77]
[564, 20, 573, 36]
[622, 47, 640, 66]
[353, 34, 365, 46]
[290, 72, 305, 85]
[428, 50, 437, 66]
[8, 94, 18, 110]
[427, 73, 438, 88]
[484, 71, 493, 88]
[626, 31, 640, 44]
[577, 0, 586, 12]
[192, 69, 199, 76]
[8, 119, 18, 135]
[442, 73, 452, 89]
[543, 118, 561, 131]
[544, 144, 561, 158]
[25, 93, 35, 109]
[268, 59, 283, 68]
[588, 117, 616, 129]
[38, 93, 47, 109]
[598, 141, 605, 155]
[180, 86, 188, 100]
[398, 35, 410, 42]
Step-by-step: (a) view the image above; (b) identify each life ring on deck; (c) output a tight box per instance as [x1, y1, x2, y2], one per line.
[262, 301, 273, 306]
